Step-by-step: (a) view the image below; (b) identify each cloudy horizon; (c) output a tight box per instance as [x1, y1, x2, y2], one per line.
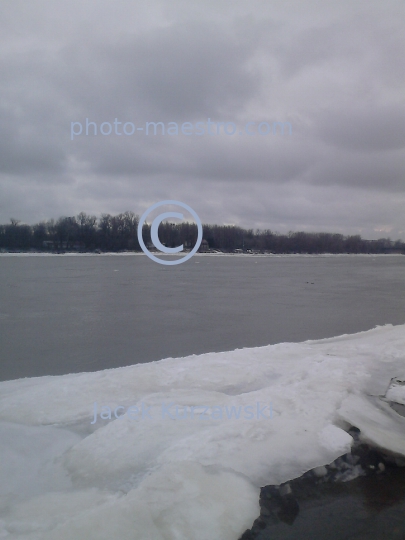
[1, 0, 404, 240]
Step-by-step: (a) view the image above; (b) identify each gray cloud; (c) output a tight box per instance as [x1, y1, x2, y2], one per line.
[0, 0, 404, 239]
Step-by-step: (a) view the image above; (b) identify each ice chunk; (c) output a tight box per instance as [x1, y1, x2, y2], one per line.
[385, 376, 405, 405]
[337, 393, 405, 457]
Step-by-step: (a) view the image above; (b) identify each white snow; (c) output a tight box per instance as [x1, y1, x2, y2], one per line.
[0, 323, 404, 539]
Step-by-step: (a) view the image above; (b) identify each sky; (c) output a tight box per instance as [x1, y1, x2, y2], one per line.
[0, 0, 404, 239]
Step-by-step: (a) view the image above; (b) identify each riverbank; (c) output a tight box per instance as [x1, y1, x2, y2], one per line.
[0, 250, 404, 257]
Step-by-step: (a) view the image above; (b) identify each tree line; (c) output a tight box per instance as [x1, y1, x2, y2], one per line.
[0, 213, 403, 254]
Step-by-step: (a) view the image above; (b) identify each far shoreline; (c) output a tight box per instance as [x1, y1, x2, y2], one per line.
[0, 251, 404, 257]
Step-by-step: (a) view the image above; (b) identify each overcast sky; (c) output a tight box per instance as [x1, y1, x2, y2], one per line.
[0, 0, 404, 239]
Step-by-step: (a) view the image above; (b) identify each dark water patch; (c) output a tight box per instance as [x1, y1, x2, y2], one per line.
[240, 438, 405, 540]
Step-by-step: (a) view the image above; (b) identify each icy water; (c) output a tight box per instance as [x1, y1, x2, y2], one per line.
[0, 254, 404, 381]
[253, 467, 405, 540]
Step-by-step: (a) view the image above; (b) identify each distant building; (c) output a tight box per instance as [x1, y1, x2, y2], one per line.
[199, 239, 209, 252]
[43, 241, 55, 249]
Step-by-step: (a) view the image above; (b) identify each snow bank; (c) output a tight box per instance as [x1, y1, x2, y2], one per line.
[0, 324, 404, 539]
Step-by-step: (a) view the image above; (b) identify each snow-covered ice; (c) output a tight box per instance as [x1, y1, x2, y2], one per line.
[0, 324, 404, 539]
